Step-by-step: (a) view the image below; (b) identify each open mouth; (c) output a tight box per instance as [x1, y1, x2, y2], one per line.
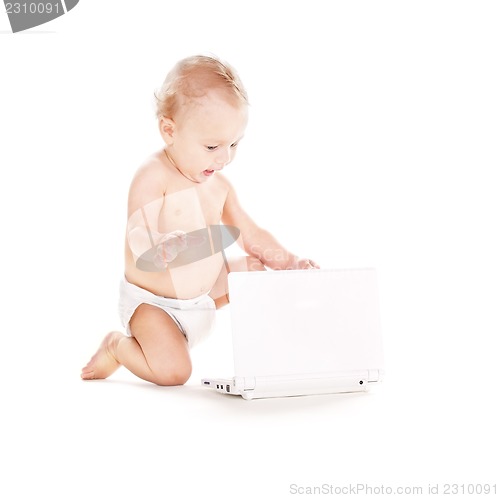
[203, 169, 215, 176]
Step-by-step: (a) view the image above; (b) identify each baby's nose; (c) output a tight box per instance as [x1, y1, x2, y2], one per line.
[215, 148, 230, 166]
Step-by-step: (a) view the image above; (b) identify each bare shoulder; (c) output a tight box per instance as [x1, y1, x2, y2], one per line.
[219, 173, 253, 227]
[128, 151, 169, 214]
[130, 152, 168, 193]
[215, 172, 236, 198]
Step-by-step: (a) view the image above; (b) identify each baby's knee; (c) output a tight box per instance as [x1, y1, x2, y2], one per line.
[154, 369, 191, 387]
[153, 362, 192, 387]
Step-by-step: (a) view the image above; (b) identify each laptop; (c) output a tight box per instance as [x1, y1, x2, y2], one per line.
[201, 268, 384, 400]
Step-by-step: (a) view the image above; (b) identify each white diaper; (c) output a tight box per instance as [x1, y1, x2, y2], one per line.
[118, 278, 216, 348]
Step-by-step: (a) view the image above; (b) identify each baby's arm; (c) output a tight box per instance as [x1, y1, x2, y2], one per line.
[220, 177, 319, 270]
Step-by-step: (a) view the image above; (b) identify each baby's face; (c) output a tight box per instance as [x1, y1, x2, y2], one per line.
[165, 90, 248, 183]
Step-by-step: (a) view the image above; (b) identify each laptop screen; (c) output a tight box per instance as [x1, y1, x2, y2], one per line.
[228, 269, 384, 379]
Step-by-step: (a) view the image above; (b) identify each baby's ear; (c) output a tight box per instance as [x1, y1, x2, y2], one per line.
[159, 116, 175, 143]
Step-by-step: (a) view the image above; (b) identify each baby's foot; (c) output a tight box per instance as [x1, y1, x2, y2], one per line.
[81, 332, 123, 380]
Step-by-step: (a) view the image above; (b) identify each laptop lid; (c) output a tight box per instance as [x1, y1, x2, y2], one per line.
[227, 268, 384, 381]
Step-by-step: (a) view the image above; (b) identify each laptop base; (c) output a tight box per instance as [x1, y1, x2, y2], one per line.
[202, 372, 380, 400]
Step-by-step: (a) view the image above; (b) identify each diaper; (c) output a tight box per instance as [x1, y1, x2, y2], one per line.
[118, 278, 216, 348]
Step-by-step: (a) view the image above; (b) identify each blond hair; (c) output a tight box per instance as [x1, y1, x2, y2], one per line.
[154, 55, 248, 120]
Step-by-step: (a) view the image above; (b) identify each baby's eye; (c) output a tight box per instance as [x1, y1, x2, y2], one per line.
[230, 142, 239, 148]
[206, 145, 218, 151]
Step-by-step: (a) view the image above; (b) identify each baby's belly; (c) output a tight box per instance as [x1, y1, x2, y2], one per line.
[125, 250, 224, 299]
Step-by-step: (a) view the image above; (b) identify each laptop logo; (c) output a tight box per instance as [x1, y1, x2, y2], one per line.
[3, 1, 79, 33]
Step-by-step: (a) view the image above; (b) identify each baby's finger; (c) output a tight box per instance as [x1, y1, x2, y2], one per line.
[300, 259, 319, 269]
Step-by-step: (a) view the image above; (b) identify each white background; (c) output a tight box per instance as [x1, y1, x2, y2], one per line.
[1, 1, 499, 497]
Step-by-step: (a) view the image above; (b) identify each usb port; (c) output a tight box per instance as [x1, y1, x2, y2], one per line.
[203, 381, 210, 385]
[226, 385, 230, 393]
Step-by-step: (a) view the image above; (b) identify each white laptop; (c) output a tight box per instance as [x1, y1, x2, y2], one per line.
[201, 268, 384, 400]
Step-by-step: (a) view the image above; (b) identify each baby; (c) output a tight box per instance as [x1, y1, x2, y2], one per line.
[81, 55, 319, 386]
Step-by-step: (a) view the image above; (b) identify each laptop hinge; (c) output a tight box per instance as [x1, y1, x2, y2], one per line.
[367, 369, 384, 382]
[234, 376, 256, 391]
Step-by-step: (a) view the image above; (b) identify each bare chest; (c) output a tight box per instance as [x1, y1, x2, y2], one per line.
[158, 182, 226, 232]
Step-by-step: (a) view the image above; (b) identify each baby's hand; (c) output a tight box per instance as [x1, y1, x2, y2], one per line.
[290, 257, 320, 270]
[153, 230, 188, 269]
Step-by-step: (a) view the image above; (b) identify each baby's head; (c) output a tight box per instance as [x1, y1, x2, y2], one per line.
[156, 55, 249, 183]
[155, 55, 248, 122]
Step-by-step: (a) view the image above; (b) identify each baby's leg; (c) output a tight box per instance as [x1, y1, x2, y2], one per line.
[209, 255, 265, 309]
[81, 304, 191, 386]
